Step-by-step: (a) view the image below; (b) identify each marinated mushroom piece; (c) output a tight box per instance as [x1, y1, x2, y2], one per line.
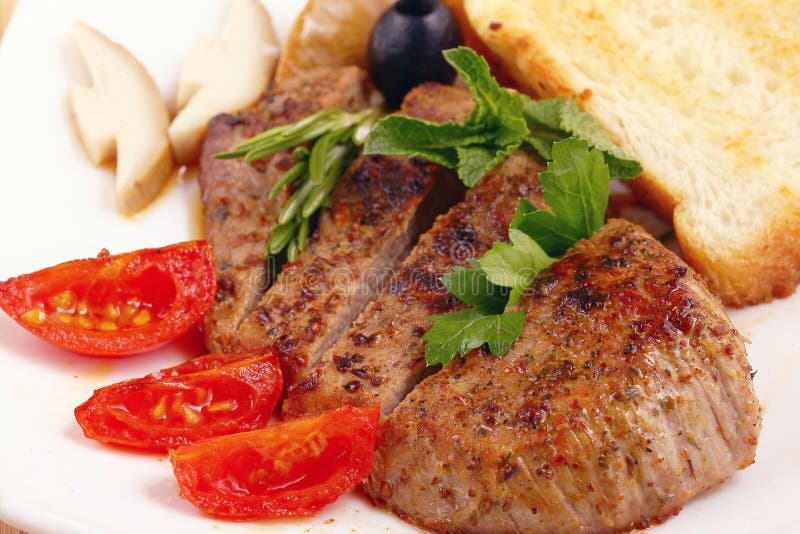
[368, 0, 463, 107]
[68, 21, 173, 214]
[168, 0, 279, 164]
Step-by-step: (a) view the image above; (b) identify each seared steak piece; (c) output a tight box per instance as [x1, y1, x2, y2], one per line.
[199, 67, 371, 352]
[283, 90, 546, 417]
[232, 86, 468, 386]
[365, 219, 761, 533]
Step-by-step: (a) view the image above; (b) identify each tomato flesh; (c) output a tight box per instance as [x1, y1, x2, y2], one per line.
[75, 350, 283, 451]
[170, 405, 380, 519]
[0, 240, 215, 355]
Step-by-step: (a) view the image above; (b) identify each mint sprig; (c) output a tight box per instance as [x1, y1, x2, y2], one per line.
[422, 138, 613, 365]
[365, 47, 642, 185]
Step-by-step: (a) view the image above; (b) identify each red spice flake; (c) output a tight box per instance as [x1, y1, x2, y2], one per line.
[711, 324, 731, 336]
[489, 21, 503, 30]
[400, 468, 409, 483]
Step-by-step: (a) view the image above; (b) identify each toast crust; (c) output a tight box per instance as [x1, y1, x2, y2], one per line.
[465, 0, 800, 306]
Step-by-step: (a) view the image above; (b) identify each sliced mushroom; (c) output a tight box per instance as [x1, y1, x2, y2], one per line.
[168, 0, 279, 164]
[69, 21, 173, 214]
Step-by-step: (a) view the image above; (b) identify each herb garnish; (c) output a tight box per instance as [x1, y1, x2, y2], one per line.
[215, 108, 381, 260]
[364, 47, 642, 185]
[361, 47, 639, 365]
[216, 46, 640, 364]
[422, 138, 618, 365]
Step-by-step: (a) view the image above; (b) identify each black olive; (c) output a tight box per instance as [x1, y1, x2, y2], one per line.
[368, 0, 463, 108]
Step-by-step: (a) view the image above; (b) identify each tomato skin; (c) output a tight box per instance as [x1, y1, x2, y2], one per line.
[0, 240, 215, 356]
[74, 350, 282, 451]
[170, 405, 380, 519]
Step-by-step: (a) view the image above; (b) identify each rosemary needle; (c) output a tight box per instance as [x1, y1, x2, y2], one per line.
[215, 107, 383, 261]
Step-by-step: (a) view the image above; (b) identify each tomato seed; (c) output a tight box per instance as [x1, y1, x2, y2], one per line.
[98, 320, 118, 332]
[48, 290, 75, 311]
[54, 312, 74, 324]
[103, 304, 120, 321]
[151, 397, 167, 420]
[207, 400, 235, 412]
[131, 309, 151, 326]
[21, 307, 46, 325]
[181, 405, 201, 424]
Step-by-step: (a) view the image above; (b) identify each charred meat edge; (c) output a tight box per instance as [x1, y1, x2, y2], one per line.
[365, 219, 760, 534]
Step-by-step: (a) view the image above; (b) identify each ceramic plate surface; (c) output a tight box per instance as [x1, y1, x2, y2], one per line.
[0, 1, 797, 533]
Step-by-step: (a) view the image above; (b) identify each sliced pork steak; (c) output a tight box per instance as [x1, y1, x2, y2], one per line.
[199, 67, 371, 352]
[232, 87, 468, 386]
[365, 219, 761, 533]
[283, 85, 546, 417]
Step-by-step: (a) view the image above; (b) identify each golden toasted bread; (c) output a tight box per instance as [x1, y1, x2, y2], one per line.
[465, 0, 800, 306]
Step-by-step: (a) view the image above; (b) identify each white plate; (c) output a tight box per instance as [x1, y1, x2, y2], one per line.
[0, 1, 797, 533]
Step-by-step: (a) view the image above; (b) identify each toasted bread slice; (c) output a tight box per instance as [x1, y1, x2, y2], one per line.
[465, 0, 800, 306]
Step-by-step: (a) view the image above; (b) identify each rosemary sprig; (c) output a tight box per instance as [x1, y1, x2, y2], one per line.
[215, 108, 382, 261]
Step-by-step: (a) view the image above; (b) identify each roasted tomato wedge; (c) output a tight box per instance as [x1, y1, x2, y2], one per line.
[75, 350, 283, 451]
[0, 240, 215, 356]
[170, 405, 380, 519]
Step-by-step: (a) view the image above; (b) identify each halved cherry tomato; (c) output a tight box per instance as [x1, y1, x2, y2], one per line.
[75, 350, 283, 451]
[0, 240, 215, 356]
[170, 405, 380, 519]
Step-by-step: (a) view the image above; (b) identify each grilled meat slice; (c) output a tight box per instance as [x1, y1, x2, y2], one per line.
[199, 67, 371, 352]
[365, 219, 761, 534]
[283, 111, 546, 417]
[233, 86, 468, 386]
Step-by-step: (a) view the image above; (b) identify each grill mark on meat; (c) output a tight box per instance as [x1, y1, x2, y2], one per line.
[199, 67, 372, 352]
[364, 219, 761, 533]
[229, 86, 467, 386]
[282, 83, 547, 419]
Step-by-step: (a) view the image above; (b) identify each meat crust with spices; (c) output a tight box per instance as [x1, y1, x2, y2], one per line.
[199, 67, 372, 353]
[365, 219, 761, 533]
[283, 83, 547, 418]
[231, 85, 466, 386]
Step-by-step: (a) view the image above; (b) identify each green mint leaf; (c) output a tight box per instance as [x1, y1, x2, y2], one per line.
[522, 97, 569, 134]
[443, 47, 507, 115]
[525, 136, 554, 160]
[367, 47, 530, 188]
[423, 308, 526, 365]
[478, 228, 556, 304]
[363, 115, 485, 168]
[604, 153, 644, 181]
[521, 96, 642, 179]
[440, 261, 508, 314]
[558, 98, 642, 179]
[512, 138, 609, 256]
[455, 142, 521, 187]
[444, 48, 529, 146]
